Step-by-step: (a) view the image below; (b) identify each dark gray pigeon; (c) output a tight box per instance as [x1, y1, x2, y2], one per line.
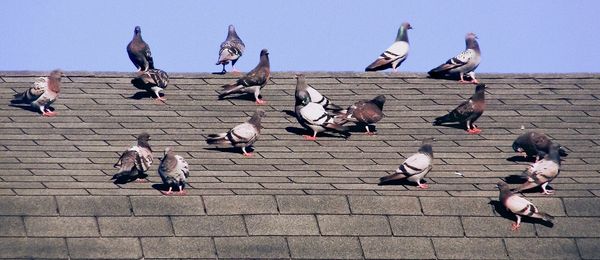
[295, 74, 341, 111]
[514, 144, 561, 195]
[433, 84, 486, 134]
[206, 109, 266, 157]
[112, 132, 153, 183]
[127, 26, 154, 72]
[428, 32, 481, 83]
[379, 138, 434, 188]
[11, 69, 64, 117]
[216, 24, 245, 74]
[131, 68, 169, 102]
[295, 89, 348, 141]
[512, 131, 568, 160]
[497, 181, 554, 231]
[219, 49, 270, 105]
[343, 95, 386, 135]
[365, 22, 412, 72]
[158, 147, 190, 196]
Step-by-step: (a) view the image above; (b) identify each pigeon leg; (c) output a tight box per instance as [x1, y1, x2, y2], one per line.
[468, 72, 479, 84]
[134, 177, 148, 183]
[41, 106, 57, 117]
[177, 185, 187, 196]
[458, 73, 469, 83]
[365, 125, 375, 135]
[221, 64, 227, 74]
[417, 181, 429, 189]
[541, 182, 554, 195]
[242, 147, 253, 157]
[161, 186, 174, 195]
[255, 99, 267, 105]
[154, 90, 166, 102]
[303, 131, 318, 141]
[511, 215, 522, 231]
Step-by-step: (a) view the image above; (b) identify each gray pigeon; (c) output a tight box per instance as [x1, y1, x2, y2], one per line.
[365, 22, 412, 72]
[158, 147, 190, 196]
[428, 32, 481, 83]
[112, 132, 153, 183]
[295, 89, 348, 141]
[433, 84, 486, 134]
[131, 68, 169, 102]
[219, 49, 270, 105]
[295, 74, 341, 111]
[11, 69, 64, 117]
[379, 138, 434, 188]
[216, 24, 245, 74]
[514, 144, 561, 195]
[343, 95, 386, 135]
[497, 181, 554, 231]
[206, 109, 266, 157]
[512, 131, 568, 160]
[126, 26, 154, 72]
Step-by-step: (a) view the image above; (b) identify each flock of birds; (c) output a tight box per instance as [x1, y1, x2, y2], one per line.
[7, 23, 570, 230]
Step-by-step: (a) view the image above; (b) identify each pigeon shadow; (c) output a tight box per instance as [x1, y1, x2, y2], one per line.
[433, 122, 466, 131]
[111, 172, 149, 185]
[489, 200, 554, 228]
[218, 93, 256, 102]
[506, 155, 536, 163]
[347, 123, 377, 134]
[378, 178, 428, 187]
[428, 73, 475, 82]
[204, 146, 248, 155]
[129, 91, 156, 100]
[282, 110, 296, 117]
[504, 174, 527, 184]
[284, 126, 348, 139]
[8, 103, 53, 114]
[211, 71, 227, 75]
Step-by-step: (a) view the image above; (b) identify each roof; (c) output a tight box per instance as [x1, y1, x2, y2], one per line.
[0, 71, 599, 259]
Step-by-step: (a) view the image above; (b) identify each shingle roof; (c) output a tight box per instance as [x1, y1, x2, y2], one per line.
[1, 71, 599, 259]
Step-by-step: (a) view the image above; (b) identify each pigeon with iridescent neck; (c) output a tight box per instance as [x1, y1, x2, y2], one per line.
[294, 74, 342, 111]
[126, 26, 154, 72]
[365, 22, 412, 72]
[433, 84, 486, 134]
[216, 24, 245, 74]
[11, 69, 64, 117]
[295, 89, 348, 141]
[219, 49, 270, 105]
[158, 147, 189, 196]
[428, 32, 481, 83]
[497, 181, 554, 231]
[514, 144, 561, 195]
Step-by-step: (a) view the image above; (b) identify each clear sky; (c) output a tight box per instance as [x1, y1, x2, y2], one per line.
[1, 0, 598, 73]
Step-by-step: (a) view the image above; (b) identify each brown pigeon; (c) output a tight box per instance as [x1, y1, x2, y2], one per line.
[433, 84, 486, 134]
[216, 24, 245, 74]
[126, 26, 154, 72]
[365, 22, 412, 72]
[343, 95, 386, 135]
[131, 68, 169, 102]
[112, 132, 153, 183]
[512, 131, 568, 160]
[428, 32, 481, 83]
[219, 49, 270, 105]
[379, 138, 434, 188]
[11, 69, 64, 117]
[158, 147, 190, 196]
[497, 181, 554, 231]
[206, 109, 266, 157]
[514, 144, 561, 195]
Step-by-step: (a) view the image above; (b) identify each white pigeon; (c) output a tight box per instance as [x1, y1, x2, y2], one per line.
[112, 132, 153, 183]
[11, 69, 64, 117]
[294, 74, 341, 111]
[365, 22, 412, 72]
[294, 90, 348, 141]
[497, 181, 554, 231]
[158, 147, 190, 196]
[379, 138, 434, 188]
[206, 109, 265, 157]
[514, 144, 561, 195]
[428, 32, 481, 83]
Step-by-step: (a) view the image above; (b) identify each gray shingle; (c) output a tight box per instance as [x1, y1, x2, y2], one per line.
[214, 236, 289, 259]
[287, 236, 363, 259]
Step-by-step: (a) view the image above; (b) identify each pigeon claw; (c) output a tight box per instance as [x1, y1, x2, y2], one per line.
[255, 99, 267, 105]
[418, 183, 429, 189]
[134, 178, 149, 183]
[471, 79, 479, 84]
[458, 80, 470, 84]
[511, 223, 521, 231]
[303, 135, 317, 141]
[42, 111, 57, 117]
[542, 190, 555, 195]
[176, 190, 187, 196]
[467, 128, 482, 134]
[161, 190, 174, 196]
[243, 152, 254, 157]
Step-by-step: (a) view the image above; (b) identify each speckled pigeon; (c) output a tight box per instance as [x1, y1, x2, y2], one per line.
[512, 131, 568, 160]
[514, 144, 561, 195]
[11, 69, 64, 117]
[219, 49, 270, 105]
[433, 84, 486, 134]
[343, 95, 386, 135]
[206, 109, 265, 157]
[365, 22, 412, 72]
[126, 26, 154, 72]
[216, 24, 245, 74]
[113, 132, 153, 183]
[428, 32, 481, 83]
[379, 138, 434, 188]
[158, 147, 190, 196]
[131, 68, 169, 102]
[295, 89, 348, 141]
[497, 181, 554, 231]
[295, 74, 342, 111]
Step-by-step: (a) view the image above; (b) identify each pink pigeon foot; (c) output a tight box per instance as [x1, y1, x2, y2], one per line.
[42, 111, 57, 117]
[418, 183, 429, 189]
[243, 152, 254, 157]
[161, 190, 174, 196]
[365, 131, 376, 135]
[303, 135, 317, 141]
[255, 99, 267, 105]
[467, 128, 482, 134]
[134, 178, 148, 183]
[176, 190, 187, 196]
[542, 189, 555, 195]
[471, 79, 479, 84]
[459, 79, 470, 84]
[511, 223, 521, 231]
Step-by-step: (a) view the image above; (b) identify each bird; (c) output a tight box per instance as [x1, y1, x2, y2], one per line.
[428, 32, 481, 83]
[512, 131, 568, 161]
[433, 84, 486, 134]
[219, 49, 270, 105]
[379, 138, 434, 188]
[158, 147, 190, 196]
[343, 95, 386, 135]
[206, 109, 266, 157]
[126, 26, 154, 72]
[11, 69, 64, 117]
[112, 132, 153, 183]
[497, 181, 554, 231]
[216, 24, 245, 74]
[295, 89, 348, 141]
[131, 68, 169, 102]
[294, 74, 342, 111]
[365, 22, 412, 72]
[513, 144, 561, 195]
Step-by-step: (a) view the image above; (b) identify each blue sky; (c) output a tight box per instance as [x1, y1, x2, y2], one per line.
[1, 0, 598, 73]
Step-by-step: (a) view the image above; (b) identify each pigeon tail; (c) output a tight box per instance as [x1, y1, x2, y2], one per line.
[433, 113, 453, 125]
[558, 147, 568, 157]
[10, 91, 28, 104]
[427, 69, 446, 78]
[533, 212, 554, 222]
[206, 133, 230, 145]
[379, 173, 405, 184]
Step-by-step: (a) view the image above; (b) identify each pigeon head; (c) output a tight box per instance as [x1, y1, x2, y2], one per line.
[396, 22, 412, 42]
[512, 141, 524, 153]
[228, 24, 236, 32]
[466, 32, 478, 40]
[47, 69, 63, 93]
[49, 69, 64, 79]
[134, 26, 141, 34]
[475, 84, 486, 93]
[260, 49, 269, 57]
[372, 95, 386, 110]
[496, 181, 510, 192]
[547, 144, 562, 164]
[295, 74, 307, 91]
[296, 90, 311, 106]
[401, 22, 413, 30]
[465, 32, 480, 51]
[418, 137, 435, 157]
[249, 109, 266, 128]
[164, 147, 174, 156]
[136, 132, 151, 147]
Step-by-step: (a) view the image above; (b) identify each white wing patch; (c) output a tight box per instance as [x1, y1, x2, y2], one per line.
[385, 41, 409, 60]
[505, 195, 532, 214]
[401, 153, 432, 174]
[300, 103, 329, 125]
[454, 49, 476, 64]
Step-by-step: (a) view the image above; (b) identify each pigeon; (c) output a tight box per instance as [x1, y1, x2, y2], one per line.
[343, 95, 386, 135]
[126, 26, 154, 72]
[428, 32, 481, 83]
[497, 181, 554, 231]
[216, 24, 245, 74]
[379, 138, 434, 188]
[219, 49, 270, 105]
[131, 68, 169, 102]
[112, 132, 153, 183]
[365, 22, 412, 72]
[11, 69, 64, 117]
[158, 147, 190, 196]
[294, 74, 342, 111]
[206, 109, 266, 157]
[514, 144, 561, 195]
[512, 131, 568, 160]
[295, 89, 348, 141]
[433, 84, 486, 134]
